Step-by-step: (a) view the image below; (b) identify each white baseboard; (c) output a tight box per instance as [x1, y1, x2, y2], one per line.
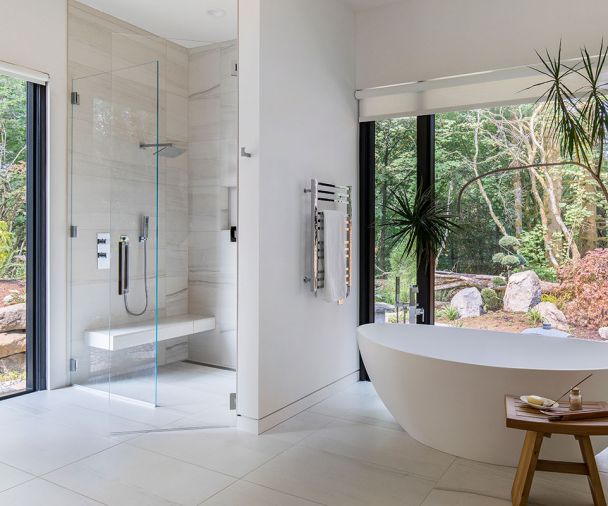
[237, 370, 359, 434]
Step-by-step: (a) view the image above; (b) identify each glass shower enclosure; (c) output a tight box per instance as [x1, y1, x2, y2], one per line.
[69, 61, 160, 405]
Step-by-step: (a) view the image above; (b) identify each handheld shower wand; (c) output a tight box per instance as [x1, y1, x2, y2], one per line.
[139, 215, 149, 242]
[122, 215, 150, 316]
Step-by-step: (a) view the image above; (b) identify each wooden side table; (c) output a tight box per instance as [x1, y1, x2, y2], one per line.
[505, 395, 608, 506]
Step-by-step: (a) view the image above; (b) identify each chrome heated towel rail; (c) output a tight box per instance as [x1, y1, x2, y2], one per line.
[304, 178, 352, 297]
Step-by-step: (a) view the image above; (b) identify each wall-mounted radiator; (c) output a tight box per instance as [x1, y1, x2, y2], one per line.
[304, 178, 352, 298]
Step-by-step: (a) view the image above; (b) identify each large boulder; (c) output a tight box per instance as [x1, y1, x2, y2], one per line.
[0, 352, 24, 375]
[503, 271, 541, 312]
[599, 327, 608, 340]
[532, 302, 569, 331]
[0, 332, 26, 359]
[0, 303, 26, 332]
[451, 287, 484, 318]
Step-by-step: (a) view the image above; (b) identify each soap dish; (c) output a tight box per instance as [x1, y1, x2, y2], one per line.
[520, 395, 559, 410]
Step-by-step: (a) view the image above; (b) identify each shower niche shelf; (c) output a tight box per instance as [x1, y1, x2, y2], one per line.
[85, 314, 215, 351]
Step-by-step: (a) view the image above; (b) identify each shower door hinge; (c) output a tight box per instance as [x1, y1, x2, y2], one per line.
[71, 92, 80, 105]
[69, 358, 78, 372]
[231, 61, 238, 77]
[70, 225, 78, 238]
[229, 392, 237, 410]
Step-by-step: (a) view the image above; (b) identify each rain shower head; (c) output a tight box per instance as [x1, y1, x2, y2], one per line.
[139, 142, 186, 158]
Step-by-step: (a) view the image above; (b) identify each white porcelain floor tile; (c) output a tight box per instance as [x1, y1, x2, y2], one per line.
[0, 416, 118, 475]
[245, 445, 435, 506]
[37, 404, 157, 440]
[302, 419, 455, 480]
[0, 462, 33, 493]
[45, 444, 235, 506]
[203, 481, 322, 505]
[129, 427, 292, 478]
[0, 479, 103, 505]
[263, 411, 334, 445]
[437, 457, 606, 506]
[309, 382, 402, 431]
[421, 490, 512, 506]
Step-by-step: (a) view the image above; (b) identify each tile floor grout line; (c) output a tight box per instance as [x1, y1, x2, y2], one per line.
[196, 479, 238, 505]
[0, 459, 37, 479]
[36, 439, 126, 479]
[122, 436, 265, 481]
[290, 440, 439, 482]
[306, 407, 405, 433]
[0, 476, 38, 496]
[41, 476, 110, 505]
[230, 479, 330, 506]
[431, 486, 514, 504]
[289, 419, 452, 483]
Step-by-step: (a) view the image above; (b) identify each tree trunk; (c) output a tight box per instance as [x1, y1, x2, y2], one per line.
[580, 181, 598, 254]
[514, 170, 523, 237]
[378, 182, 388, 274]
[471, 111, 508, 237]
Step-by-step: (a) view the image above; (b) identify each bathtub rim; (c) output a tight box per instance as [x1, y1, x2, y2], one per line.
[357, 323, 608, 373]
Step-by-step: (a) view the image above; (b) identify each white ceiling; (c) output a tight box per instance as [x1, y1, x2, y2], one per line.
[77, 0, 237, 48]
[76, 0, 400, 48]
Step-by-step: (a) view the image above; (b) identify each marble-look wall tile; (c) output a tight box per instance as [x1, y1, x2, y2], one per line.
[187, 42, 238, 369]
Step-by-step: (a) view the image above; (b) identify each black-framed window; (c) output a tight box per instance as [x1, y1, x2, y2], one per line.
[0, 79, 46, 399]
[359, 116, 435, 380]
[25, 82, 47, 394]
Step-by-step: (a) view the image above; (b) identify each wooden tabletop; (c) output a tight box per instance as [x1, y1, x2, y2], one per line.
[505, 395, 608, 436]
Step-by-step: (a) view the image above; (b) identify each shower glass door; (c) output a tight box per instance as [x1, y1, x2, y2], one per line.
[69, 61, 159, 405]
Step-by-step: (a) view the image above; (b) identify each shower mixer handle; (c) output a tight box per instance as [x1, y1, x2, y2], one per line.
[118, 236, 129, 295]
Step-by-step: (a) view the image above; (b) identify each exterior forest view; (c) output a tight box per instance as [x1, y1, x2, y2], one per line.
[0, 75, 27, 397]
[376, 104, 608, 340]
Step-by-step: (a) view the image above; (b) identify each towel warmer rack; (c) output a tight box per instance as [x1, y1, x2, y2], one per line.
[304, 178, 352, 297]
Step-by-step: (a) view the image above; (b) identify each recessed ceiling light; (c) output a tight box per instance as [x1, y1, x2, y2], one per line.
[207, 8, 227, 18]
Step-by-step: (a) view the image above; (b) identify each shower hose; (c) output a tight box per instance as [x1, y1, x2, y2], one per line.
[123, 237, 149, 317]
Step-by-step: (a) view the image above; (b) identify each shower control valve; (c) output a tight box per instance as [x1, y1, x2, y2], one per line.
[97, 233, 110, 270]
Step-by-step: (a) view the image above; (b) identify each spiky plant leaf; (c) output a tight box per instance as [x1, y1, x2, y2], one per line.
[383, 185, 459, 268]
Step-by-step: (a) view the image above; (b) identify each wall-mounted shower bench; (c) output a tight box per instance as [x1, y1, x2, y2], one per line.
[85, 314, 215, 351]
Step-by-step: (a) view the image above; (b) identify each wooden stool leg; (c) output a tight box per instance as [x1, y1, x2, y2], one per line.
[512, 431, 544, 506]
[577, 435, 607, 506]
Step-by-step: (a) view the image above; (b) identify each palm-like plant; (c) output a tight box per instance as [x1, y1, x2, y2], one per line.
[383, 186, 460, 267]
[458, 41, 608, 212]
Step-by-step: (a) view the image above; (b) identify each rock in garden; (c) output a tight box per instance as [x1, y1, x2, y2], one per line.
[503, 271, 541, 312]
[451, 287, 484, 318]
[0, 332, 26, 359]
[599, 327, 608, 340]
[0, 352, 25, 374]
[0, 303, 26, 332]
[532, 302, 569, 331]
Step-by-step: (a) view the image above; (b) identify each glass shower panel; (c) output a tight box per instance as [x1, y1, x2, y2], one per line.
[69, 61, 159, 406]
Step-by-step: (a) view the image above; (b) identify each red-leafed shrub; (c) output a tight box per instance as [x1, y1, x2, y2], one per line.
[558, 248, 608, 329]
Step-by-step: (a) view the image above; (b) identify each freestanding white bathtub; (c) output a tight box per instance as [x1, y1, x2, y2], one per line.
[358, 323, 608, 466]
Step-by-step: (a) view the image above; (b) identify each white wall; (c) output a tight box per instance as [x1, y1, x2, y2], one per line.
[356, 0, 608, 89]
[238, 0, 359, 429]
[0, 0, 68, 389]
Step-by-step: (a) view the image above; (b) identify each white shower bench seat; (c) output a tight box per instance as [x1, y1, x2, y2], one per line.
[85, 314, 215, 351]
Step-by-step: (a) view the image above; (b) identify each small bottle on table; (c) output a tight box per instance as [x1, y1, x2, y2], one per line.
[569, 387, 583, 411]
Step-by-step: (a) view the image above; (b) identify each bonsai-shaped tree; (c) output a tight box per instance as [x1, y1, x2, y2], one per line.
[492, 235, 526, 280]
[457, 42, 608, 214]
